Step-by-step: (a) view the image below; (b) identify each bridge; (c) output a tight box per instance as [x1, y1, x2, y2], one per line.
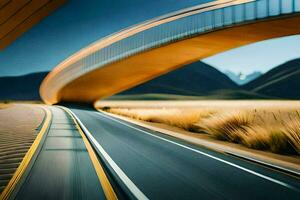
[2, 1, 300, 199]
[40, 0, 300, 104]
[0, 0, 66, 50]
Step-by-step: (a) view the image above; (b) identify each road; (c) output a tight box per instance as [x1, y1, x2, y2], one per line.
[12, 107, 107, 200]
[70, 106, 300, 200]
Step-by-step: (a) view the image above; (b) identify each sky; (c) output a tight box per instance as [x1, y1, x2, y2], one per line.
[203, 35, 300, 75]
[0, 0, 299, 77]
[0, 0, 210, 76]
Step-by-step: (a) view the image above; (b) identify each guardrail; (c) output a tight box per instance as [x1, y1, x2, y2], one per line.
[40, 0, 300, 104]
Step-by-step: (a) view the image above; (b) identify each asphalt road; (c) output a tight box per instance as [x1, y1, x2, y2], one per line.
[13, 107, 106, 200]
[70, 106, 300, 200]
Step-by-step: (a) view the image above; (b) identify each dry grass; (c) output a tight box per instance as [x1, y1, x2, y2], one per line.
[199, 111, 254, 143]
[0, 103, 11, 109]
[282, 120, 300, 154]
[107, 108, 215, 131]
[100, 101, 300, 155]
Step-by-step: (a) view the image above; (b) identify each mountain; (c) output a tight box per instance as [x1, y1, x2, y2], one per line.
[243, 58, 300, 99]
[224, 70, 262, 85]
[120, 61, 238, 96]
[2, 58, 300, 101]
[0, 72, 48, 101]
[244, 71, 263, 84]
[108, 90, 271, 100]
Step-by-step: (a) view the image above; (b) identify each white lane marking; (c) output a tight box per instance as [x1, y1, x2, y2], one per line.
[67, 108, 149, 200]
[97, 111, 297, 191]
[227, 152, 300, 177]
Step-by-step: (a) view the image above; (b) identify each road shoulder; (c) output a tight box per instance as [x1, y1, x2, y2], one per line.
[99, 109, 300, 176]
[10, 106, 114, 200]
[0, 104, 49, 199]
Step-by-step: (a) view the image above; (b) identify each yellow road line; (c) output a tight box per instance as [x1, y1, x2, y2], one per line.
[61, 107, 118, 200]
[0, 106, 52, 200]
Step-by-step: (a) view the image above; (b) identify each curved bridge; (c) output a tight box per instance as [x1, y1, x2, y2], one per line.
[0, 0, 66, 50]
[40, 0, 300, 104]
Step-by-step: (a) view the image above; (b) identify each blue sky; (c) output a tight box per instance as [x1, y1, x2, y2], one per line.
[0, 0, 210, 76]
[0, 0, 299, 76]
[203, 35, 300, 75]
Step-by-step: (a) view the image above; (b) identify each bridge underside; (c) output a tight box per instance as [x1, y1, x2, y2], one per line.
[0, 0, 66, 50]
[59, 15, 300, 103]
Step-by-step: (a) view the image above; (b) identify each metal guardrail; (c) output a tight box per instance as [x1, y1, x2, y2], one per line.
[40, 0, 300, 104]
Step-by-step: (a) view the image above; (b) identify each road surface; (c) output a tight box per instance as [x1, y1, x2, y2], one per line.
[70, 106, 300, 200]
[12, 107, 107, 200]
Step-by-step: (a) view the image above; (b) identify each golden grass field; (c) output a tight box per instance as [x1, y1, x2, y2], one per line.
[97, 100, 300, 155]
[0, 103, 11, 109]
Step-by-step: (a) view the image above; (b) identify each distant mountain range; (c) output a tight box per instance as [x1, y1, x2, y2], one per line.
[243, 58, 300, 99]
[121, 61, 238, 96]
[115, 58, 300, 100]
[224, 70, 262, 85]
[0, 72, 48, 101]
[1, 58, 300, 101]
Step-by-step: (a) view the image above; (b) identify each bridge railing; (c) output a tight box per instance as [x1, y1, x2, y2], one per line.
[41, 0, 300, 104]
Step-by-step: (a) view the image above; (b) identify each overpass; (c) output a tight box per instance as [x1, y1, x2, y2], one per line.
[0, 0, 66, 50]
[40, 0, 300, 104]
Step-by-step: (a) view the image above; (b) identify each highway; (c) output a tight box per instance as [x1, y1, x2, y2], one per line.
[70, 106, 300, 200]
[8, 107, 110, 200]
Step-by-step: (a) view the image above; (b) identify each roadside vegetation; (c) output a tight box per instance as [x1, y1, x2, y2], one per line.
[100, 101, 300, 155]
[0, 102, 11, 109]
